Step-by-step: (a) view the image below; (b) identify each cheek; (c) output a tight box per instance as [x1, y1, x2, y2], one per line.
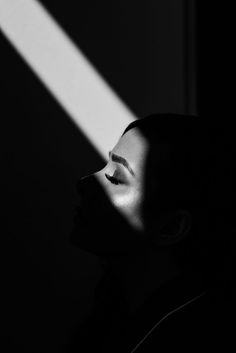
[111, 187, 144, 230]
[95, 172, 144, 230]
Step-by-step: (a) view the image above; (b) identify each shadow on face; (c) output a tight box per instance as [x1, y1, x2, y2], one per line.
[70, 115, 192, 261]
[70, 113, 235, 287]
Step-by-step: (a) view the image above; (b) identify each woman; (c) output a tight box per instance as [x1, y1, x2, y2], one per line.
[68, 113, 234, 352]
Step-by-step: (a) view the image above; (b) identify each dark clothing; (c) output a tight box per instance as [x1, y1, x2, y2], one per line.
[67, 273, 234, 352]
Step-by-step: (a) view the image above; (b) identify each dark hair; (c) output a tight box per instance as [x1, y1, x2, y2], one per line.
[123, 113, 235, 287]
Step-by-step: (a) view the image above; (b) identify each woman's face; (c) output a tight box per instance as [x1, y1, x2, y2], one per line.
[71, 126, 153, 256]
[72, 123, 191, 257]
[95, 127, 149, 231]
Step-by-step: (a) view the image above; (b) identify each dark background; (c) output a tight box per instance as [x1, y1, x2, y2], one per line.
[1, 1, 231, 352]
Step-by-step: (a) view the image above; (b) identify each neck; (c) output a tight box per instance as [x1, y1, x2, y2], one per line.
[99, 248, 182, 315]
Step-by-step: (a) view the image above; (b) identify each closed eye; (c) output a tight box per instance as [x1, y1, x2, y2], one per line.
[105, 173, 122, 185]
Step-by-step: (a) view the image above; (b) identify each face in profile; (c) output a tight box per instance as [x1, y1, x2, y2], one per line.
[71, 114, 196, 260]
[95, 127, 149, 232]
[71, 126, 155, 257]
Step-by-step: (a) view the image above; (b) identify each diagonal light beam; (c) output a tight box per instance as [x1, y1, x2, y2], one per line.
[0, 0, 136, 158]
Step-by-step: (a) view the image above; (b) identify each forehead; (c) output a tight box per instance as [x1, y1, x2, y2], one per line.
[112, 127, 149, 176]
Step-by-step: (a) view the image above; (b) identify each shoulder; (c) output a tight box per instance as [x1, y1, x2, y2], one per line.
[133, 290, 234, 352]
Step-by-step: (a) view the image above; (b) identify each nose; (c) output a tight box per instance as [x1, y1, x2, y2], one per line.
[75, 171, 107, 204]
[76, 173, 96, 195]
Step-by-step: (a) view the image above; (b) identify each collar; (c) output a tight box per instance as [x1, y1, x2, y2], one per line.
[119, 273, 210, 352]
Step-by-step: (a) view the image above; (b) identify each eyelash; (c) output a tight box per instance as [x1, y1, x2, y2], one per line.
[105, 173, 122, 185]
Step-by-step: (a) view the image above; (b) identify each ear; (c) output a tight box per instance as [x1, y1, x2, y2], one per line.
[156, 210, 192, 246]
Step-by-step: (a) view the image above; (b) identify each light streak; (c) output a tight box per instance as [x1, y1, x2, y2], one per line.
[0, 0, 136, 158]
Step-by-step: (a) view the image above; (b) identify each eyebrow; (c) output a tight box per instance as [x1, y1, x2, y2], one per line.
[109, 151, 135, 177]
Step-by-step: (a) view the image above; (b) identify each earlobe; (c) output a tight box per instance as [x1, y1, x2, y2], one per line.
[158, 210, 192, 244]
[176, 210, 192, 238]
